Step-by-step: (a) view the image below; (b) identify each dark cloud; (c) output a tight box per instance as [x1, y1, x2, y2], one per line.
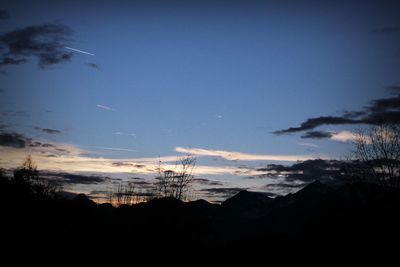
[200, 187, 245, 198]
[0, 57, 27, 65]
[0, 131, 59, 149]
[301, 131, 333, 139]
[362, 111, 400, 124]
[1, 110, 28, 117]
[89, 190, 108, 195]
[193, 178, 223, 186]
[385, 85, 400, 94]
[256, 159, 350, 187]
[0, 23, 73, 68]
[0, 132, 27, 148]
[368, 95, 400, 112]
[342, 110, 368, 119]
[372, 27, 400, 34]
[41, 171, 109, 185]
[0, 122, 10, 130]
[41, 143, 55, 147]
[87, 63, 99, 69]
[264, 183, 305, 189]
[42, 128, 61, 134]
[275, 91, 400, 134]
[130, 180, 152, 186]
[0, 9, 9, 20]
[274, 116, 356, 134]
[129, 180, 154, 189]
[28, 141, 55, 148]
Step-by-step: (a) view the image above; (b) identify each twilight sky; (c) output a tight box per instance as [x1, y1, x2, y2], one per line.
[1, 0, 400, 202]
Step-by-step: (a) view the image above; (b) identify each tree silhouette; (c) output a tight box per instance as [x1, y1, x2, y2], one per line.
[349, 124, 400, 188]
[155, 155, 196, 200]
[107, 182, 155, 206]
[12, 155, 60, 197]
[13, 155, 39, 184]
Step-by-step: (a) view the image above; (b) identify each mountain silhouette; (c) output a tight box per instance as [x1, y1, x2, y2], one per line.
[2, 177, 400, 266]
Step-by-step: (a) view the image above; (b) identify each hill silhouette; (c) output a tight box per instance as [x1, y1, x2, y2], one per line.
[1, 177, 400, 266]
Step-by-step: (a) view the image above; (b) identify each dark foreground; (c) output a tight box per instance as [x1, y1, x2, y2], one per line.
[1, 179, 400, 266]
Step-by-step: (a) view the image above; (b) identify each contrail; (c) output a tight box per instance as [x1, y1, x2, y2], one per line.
[64, 46, 95, 56]
[96, 104, 115, 111]
[88, 146, 137, 152]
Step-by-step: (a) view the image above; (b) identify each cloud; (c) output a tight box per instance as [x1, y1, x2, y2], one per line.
[297, 142, 319, 148]
[264, 182, 305, 189]
[42, 128, 62, 134]
[275, 116, 356, 134]
[0, 57, 27, 65]
[96, 104, 115, 111]
[1, 110, 28, 117]
[368, 95, 400, 112]
[200, 187, 245, 198]
[0, 9, 9, 20]
[275, 91, 400, 134]
[0, 23, 73, 68]
[87, 146, 136, 152]
[301, 131, 357, 142]
[28, 141, 55, 148]
[330, 131, 357, 142]
[193, 178, 223, 186]
[87, 63, 99, 69]
[0, 132, 27, 148]
[385, 85, 400, 94]
[301, 131, 333, 139]
[301, 130, 357, 143]
[256, 159, 350, 187]
[0, 135, 260, 177]
[372, 27, 400, 34]
[175, 147, 318, 162]
[40, 171, 109, 185]
[114, 132, 136, 137]
[0, 122, 11, 130]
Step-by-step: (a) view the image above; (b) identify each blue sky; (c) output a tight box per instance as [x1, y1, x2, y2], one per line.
[1, 0, 400, 201]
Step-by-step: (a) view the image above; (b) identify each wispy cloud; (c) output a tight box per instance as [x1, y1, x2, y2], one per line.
[86, 146, 137, 152]
[175, 147, 319, 162]
[0, 136, 261, 177]
[114, 132, 136, 137]
[301, 130, 358, 143]
[297, 142, 319, 148]
[330, 131, 357, 143]
[36, 127, 62, 134]
[96, 104, 115, 111]
[64, 46, 95, 56]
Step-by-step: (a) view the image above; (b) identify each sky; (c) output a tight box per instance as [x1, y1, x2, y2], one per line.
[1, 0, 400, 202]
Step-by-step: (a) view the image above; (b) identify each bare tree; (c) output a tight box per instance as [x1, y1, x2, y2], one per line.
[350, 124, 400, 188]
[155, 155, 196, 200]
[108, 182, 155, 206]
[13, 155, 39, 183]
[13, 155, 60, 197]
